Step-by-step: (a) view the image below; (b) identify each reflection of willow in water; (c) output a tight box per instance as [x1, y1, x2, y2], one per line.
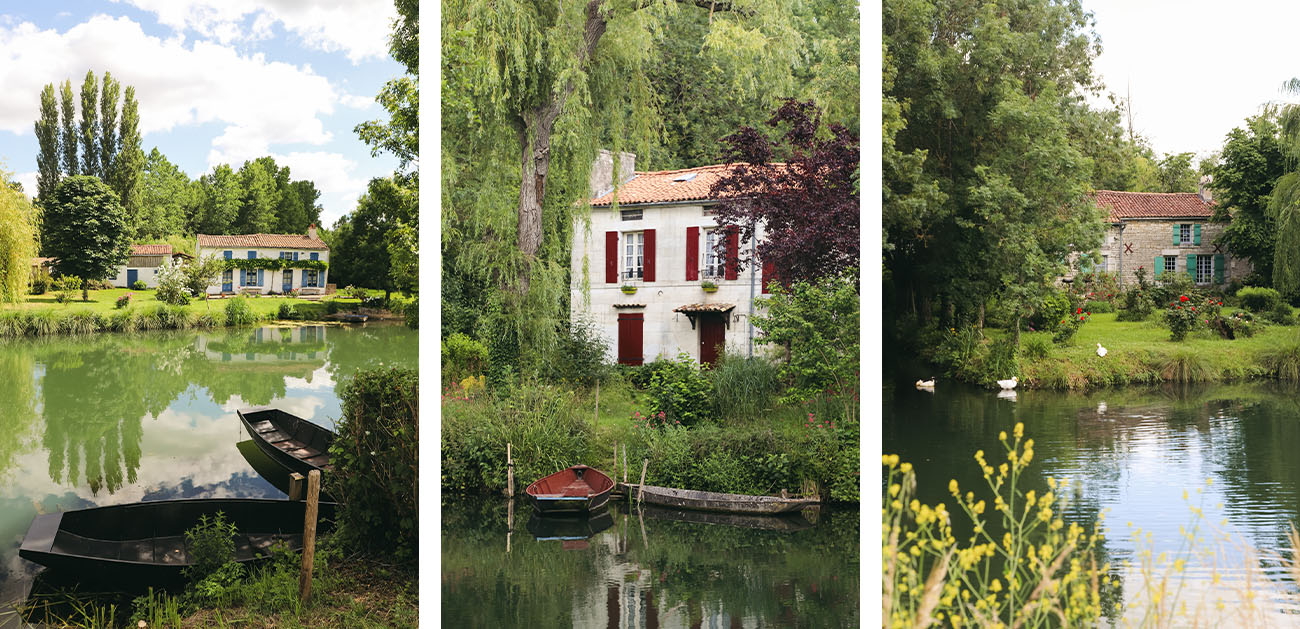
[0, 348, 39, 481]
[441, 499, 860, 628]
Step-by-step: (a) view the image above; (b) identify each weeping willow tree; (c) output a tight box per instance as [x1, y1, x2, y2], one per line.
[1270, 79, 1300, 297]
[442, 0, 800, 373]
[0, 169, 38, 304]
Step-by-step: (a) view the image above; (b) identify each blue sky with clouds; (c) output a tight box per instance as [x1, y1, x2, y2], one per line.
[0, 0, 403, 227]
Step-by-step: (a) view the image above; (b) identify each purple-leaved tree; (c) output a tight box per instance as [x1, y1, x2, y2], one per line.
[709, 99, 859, 284]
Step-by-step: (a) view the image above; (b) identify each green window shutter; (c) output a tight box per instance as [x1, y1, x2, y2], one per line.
[1080, 257, 1091, 273]
[1194, 224, 1202, 245]
[1173, 224, 1180, 245]
[1214, 254, 1225, 284]
[1187, 254, 1196, 279]
[1155, 256, 1164, 278]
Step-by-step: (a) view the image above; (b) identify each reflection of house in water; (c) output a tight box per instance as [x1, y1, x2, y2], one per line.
[195, 326, 328, 363]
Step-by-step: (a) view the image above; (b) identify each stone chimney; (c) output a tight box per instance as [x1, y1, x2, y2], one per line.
[589, 149, 637, 199]
[307, 223, 318, 240]
[1198, 175, 1213, 204]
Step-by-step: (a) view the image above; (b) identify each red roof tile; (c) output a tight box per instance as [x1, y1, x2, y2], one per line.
[197, 234, 329, 250]
[591, 163, 787, 207]
[130, 244, 173, 256]
[1092, 190, 1214, 222]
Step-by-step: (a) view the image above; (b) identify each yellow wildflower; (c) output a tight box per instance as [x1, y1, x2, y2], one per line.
[1014, 422, 1024, 439]
[900, 462, 912, 474]
[949, 479, 959, 495]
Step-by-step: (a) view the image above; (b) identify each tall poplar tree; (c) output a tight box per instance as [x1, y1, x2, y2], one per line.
[34, 84, 61, 203]
[59, 81, 78, 177]
[79, 71, 99, 178]
[99, 72, 120, 179]
[112, 86, 145, 236]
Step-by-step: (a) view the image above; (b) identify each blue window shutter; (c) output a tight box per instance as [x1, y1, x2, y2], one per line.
[1173, 225, 1180, 245]
[248, 251, 255, 259]
[310, 252, 318, 261]
[294, 252, 300, 261]
[1194, 224, 1202, 245]
[302, 269, 307, 286]
[239, 269, 246, 285]
[257, 269, 263, 286]
[223, 250, 232, 260]
[1154, 256, 1163, 278]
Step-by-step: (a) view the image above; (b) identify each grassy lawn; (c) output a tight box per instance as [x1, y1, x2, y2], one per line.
[1013, 311, 1300, 388]
[5, 288, 405, 318]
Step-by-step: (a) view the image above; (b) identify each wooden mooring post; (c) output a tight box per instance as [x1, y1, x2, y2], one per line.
[506, 442, 515, 498]
[593, 382, 600, 429]
[638, 459, 648, 504]
[299, 469, 321, 603]
[288, 472, 305, 501]
[622, 444, 628, 484]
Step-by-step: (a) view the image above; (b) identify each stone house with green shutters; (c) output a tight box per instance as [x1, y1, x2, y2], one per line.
[1085, 181, 1251, 287]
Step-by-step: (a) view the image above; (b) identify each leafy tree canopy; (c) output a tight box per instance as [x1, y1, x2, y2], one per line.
[1207, 112, 1285, 282]
[42, 176, 131, 296]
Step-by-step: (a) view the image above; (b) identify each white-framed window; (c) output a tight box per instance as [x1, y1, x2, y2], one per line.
[620, 209, 643, 221]
[1196, 254, 1213, 284]
[279, 251, 291, 260]
[1164, 256, 1177, 274]
[246, 270, 263, 286]
[623, 231, 644, 280]
[703, 229, 724, 279]
[305, 269, 320, 287]
[1179, 224, 1192, 244]
[1101, 255, 1109, 272]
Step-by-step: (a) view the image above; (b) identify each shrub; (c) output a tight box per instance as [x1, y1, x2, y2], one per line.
[1030, 290, 1073, 333]
[754, 272, 858, 403]
[130, 279, 147, 291]
[105, 309, 139, 333]
[325, 299, 342, 315]
[1117, 286, 1155, 321]
[61, 310, 99, 335]
[1053, 308, 1090, 344]
[285, 288, 300, 299]
[405, 296, 418, 329]
[156, 259, 191, 306]
[1208, 310, 1255, 339]
[276, 303, 298, 321]
[224, 297, 255, 326]
[29, 269, 50, 295]
[53, 275, 81, 303]
[182, 255, 226, 299]
[1237, 286, 1283, 313]
[443, 333, 488, 383]
[1020, 333, 1053, 359]
[115, 292, 133, 309]
[543, 316, 611, 388]
[1163, 294, 1204, 341]
[182, 512, 238, 582]
[1157, 348, 1215, 382]
[26, 310, 58, 336]
[710, 355, 783, 422]
[328, 367, 417, 563]
[1263, 301, 1296, 326]
[647, 353, 714, 426]
[343, 285, 368, 300]
[1084, 299, 1114, 313]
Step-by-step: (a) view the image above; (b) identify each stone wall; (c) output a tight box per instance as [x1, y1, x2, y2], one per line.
[1096, 219, 1252, 286]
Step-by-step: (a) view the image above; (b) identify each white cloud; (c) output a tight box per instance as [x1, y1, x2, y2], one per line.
[112, 0, 397, 64]
[13, 171, 36, 197]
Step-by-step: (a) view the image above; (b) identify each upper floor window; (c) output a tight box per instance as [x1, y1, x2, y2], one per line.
[702, 206, 717, 217]
[1179, 224, 1191, 244]
[623, 231, 644, 280]
[621, 209, 643, 221]
[279, 251, 291, 260]
[703, 229, 725, 279]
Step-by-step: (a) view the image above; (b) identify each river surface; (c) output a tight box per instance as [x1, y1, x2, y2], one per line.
[442, 498, 860, 628]
[0, 322, 417, 626]
[885, 377, 1300, 625]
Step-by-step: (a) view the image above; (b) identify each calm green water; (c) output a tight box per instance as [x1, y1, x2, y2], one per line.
[0, 322, 417, 625]
[442, 498, 860, 628]
[885, 377, 1300, 622]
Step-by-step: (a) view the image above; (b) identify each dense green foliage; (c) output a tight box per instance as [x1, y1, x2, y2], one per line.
[646, 353, 715, 426]
[330, 176, 415, 294]
[1208, 114, 1286, 283]
[223, 297, 256, 326]
[709, 354, 783, 423]
[182, 512, 238, 582]
[328, 367, 418, 564]
[42, 176, 130, 297]
[753, 271, 859, 403]
[0, 172, 38, 303]
[1237, 286, 1284, 312]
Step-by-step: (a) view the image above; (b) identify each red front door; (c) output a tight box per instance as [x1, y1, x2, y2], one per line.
[699, 315, 725, 366]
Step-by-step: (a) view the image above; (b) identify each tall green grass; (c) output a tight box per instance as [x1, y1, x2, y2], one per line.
[1261, 344, 1300, 381]
[1156, 348, 1216, 382]
[710, 355, 782, 422]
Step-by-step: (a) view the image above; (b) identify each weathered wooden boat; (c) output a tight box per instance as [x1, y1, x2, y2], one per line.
[237, 408, 333, 476]
[524, 465, 615, 515]
[338, 313, 368, 323]
[19, 498, 337, 584]
[632, 503, 814, 531]
[526, 510, 615, 550]
[618, 483, 818, 515]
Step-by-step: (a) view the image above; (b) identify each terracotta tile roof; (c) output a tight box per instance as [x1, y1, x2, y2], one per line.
[196, 234, 329, 250]
[673, 303, 736, 313]
[591, 163, 786, 207]
[130, 244, 172, 256]
[1092, 190, 1214, 222]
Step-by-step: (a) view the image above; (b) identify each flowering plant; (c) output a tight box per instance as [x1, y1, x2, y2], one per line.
[1163, 294, 1221, 341]
[115, 292, 133, 309]
[632, 410, 679, 430]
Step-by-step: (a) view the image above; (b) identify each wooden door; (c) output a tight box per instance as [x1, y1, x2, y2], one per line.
[699, 315, 725, 366]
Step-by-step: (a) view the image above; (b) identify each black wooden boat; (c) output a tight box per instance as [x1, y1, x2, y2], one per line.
[618, 483, 818, 515]
[19, 499, 337, 584]
[237, 408, 333, 476]
[525, 465, 615, 515]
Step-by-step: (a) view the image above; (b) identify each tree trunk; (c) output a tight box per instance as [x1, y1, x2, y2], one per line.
[977, 302, 985, 329]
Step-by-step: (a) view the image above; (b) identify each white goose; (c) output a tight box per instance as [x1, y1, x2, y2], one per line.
[1097, 343, 1108, 357]
[915, 377, 936, 389]
[997, 376, 1018, 390]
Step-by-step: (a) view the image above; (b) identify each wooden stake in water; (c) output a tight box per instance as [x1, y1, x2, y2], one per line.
[622, 445, 628, 483]
[288, 472, 305, 501]
[638, 459, 648, 504]
[506, 442, 514, 498]
[593, 381, 600, 429]
[299, 469, 321, 603]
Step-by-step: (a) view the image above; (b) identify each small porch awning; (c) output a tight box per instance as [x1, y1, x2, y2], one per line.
[673, 303, 735, 329]
[612, 303, 645, 309]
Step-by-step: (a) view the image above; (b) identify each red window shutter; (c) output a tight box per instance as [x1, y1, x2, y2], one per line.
[605, 231, 619, 284]
[617, 313, 644, 365]
[686, 226, 699, 281]
[762, 258, 775, 294]
[643, 229, 656, 282]
[724, 226, 739, 280]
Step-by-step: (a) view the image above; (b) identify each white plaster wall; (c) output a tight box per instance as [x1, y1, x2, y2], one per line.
[197, 246, 330, 295]
[570, 203, 770, 364]
[109, 264, 163, 288]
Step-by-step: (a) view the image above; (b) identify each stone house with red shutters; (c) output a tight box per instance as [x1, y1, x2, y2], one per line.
[1086, 181, 1251, 287]
[570, 151, 776, 366]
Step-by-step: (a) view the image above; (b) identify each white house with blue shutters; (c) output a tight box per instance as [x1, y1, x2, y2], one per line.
[196, 226, 329, 296]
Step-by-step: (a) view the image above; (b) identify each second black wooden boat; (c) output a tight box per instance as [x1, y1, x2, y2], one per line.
[525, 465, 615, 514]
[237, 408, 334, 476]
[619, 484, 818, 515]
[19, 499, 337, 584]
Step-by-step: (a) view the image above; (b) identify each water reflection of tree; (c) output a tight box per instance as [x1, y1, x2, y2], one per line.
[0, 347, 39, 481]
[324, 324, 418, 395]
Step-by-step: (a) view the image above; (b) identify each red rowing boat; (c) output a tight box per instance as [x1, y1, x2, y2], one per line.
[524, 465, 614, 514]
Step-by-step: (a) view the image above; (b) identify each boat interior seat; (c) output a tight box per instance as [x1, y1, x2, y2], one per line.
[559, 481, 591, 497]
